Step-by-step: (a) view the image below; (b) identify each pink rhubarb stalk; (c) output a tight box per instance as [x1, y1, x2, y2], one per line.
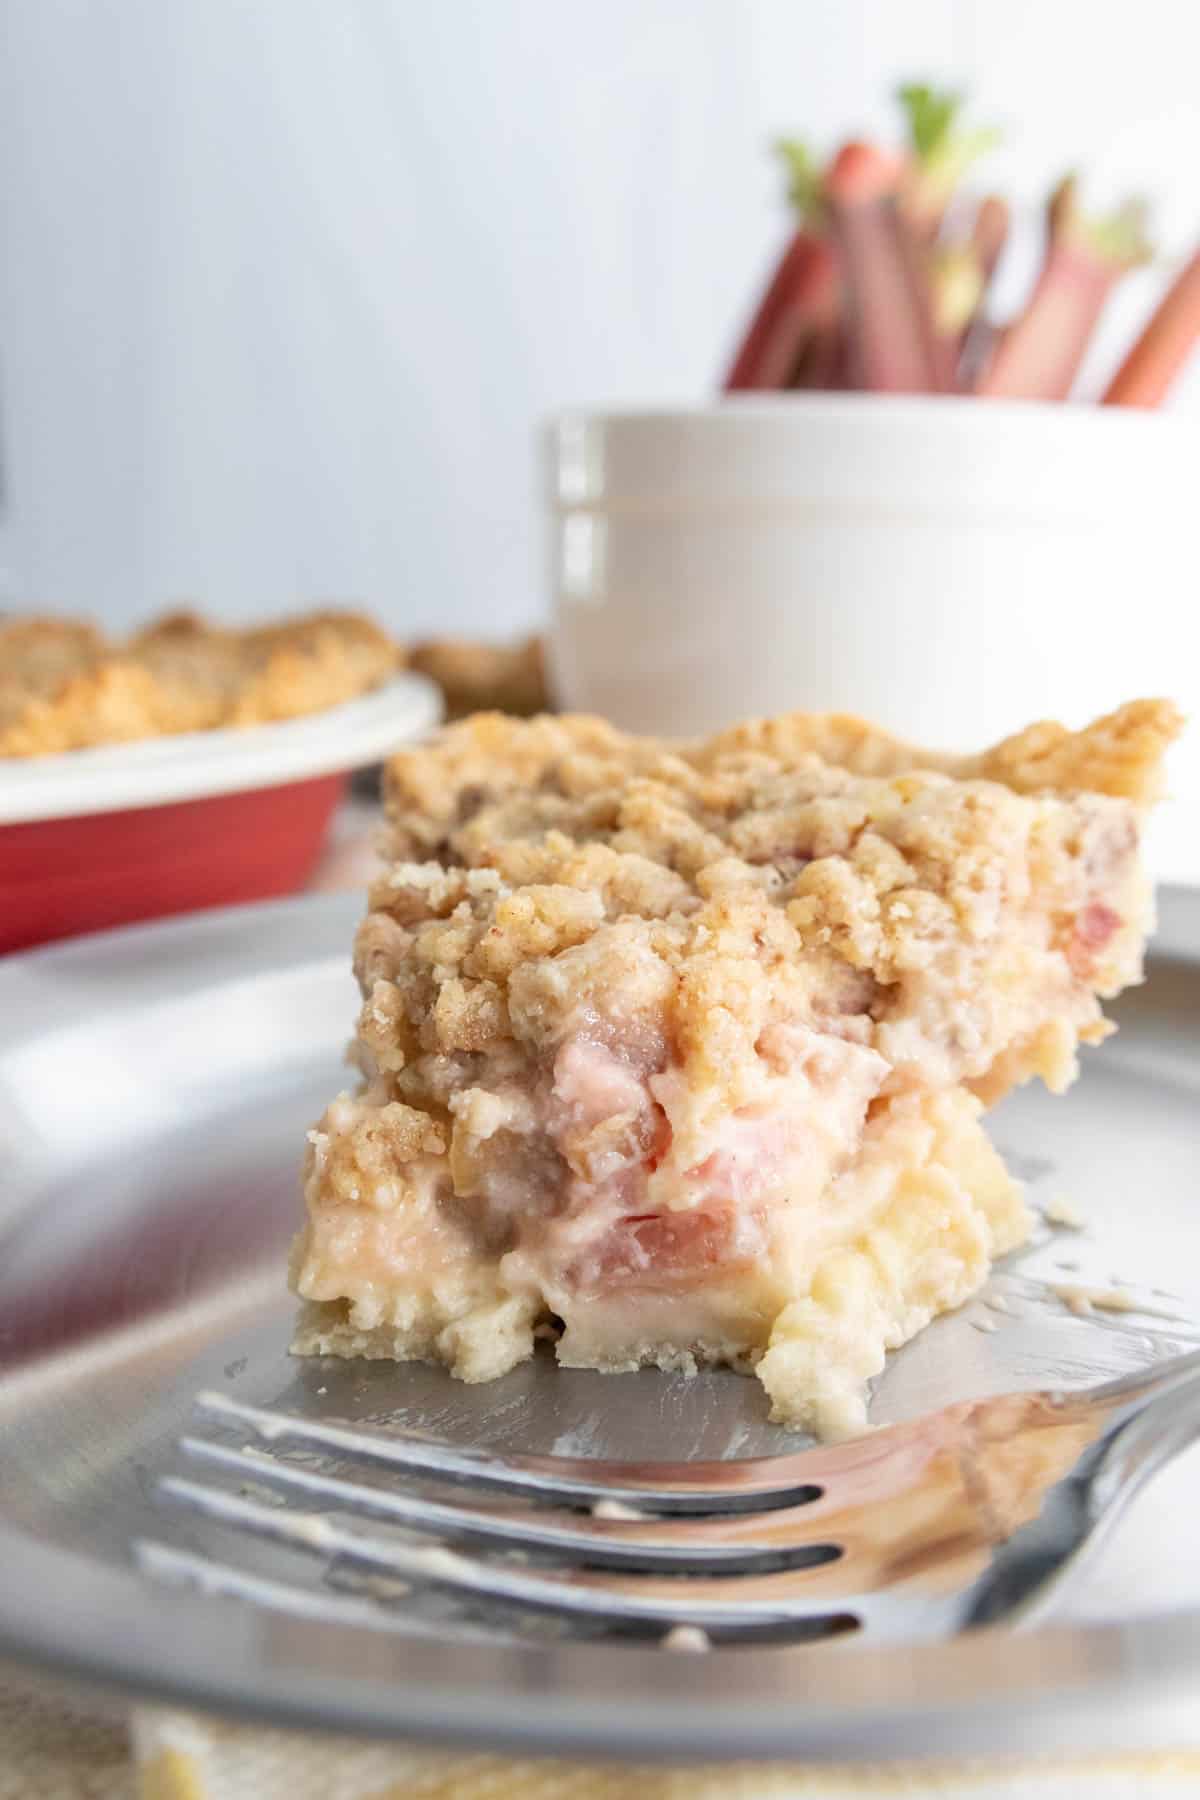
[826, 140, 944, 393]
[723, 234, 840, 390]
[979, 176, 1151, 401]
[970, 194, 1010, 286]
[724, 140, 841, 392]
[1103, 245, 1200, 407]
[956, 195, 1010, 390]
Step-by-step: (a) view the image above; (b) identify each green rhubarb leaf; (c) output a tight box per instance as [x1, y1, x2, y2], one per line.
[897, 83, 962, 160]
[1082, 198, 1154, 267]
[774, 137, 824, 223]
[896, 82, 1000, 212]
[1052, 174, 1154, 267]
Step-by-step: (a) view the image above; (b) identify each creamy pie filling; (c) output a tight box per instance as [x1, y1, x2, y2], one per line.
[291, 700, 1181, 1436]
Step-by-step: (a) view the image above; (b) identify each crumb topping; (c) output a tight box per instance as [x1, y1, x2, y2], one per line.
[0, 608, 400, 755]
[366, 701, 1179, 1097]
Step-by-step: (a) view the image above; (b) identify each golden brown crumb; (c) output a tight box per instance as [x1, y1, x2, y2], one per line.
[408, 635, 548, 720]
[0, 615, 106, 689]
[700, 699, 1184, 806]
[971, 698, 1186, 806]
[0, 616, 107, 741]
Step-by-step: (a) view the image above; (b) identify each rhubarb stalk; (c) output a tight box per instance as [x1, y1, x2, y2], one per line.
[957, 194, 1010, 389]
[929, 244, 985, 389]
[978, 176, 1152, 401]
[724, 141, 840, 392]
[1103, 246, 1200, 407]
[826, 140, 944, 393]
[970, 194, 1010, 286]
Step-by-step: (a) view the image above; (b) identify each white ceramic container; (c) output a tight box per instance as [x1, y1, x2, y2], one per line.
[545, 397, 1198, 882]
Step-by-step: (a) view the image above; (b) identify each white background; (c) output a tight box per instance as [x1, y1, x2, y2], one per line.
[1, 0, 1198, 638]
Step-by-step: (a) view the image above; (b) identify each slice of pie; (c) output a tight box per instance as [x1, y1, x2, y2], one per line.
[290, 699, 1182, 1436]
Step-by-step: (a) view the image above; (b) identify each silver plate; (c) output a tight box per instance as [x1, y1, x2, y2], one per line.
[0, 891, 1199, 1764]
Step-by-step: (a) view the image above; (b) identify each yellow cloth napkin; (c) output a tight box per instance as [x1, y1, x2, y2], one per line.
[130, 1707, 1200, 1800]
[0, 1674, 130, 1799]
[3, 1673, 1200, 1798]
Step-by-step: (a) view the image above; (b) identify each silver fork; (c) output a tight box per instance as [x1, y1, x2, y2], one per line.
[143, 1350, 1200, 1646]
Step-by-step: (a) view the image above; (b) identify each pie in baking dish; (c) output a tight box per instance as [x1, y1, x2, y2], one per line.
[290, 699, 1181, 1436]
[0, 611, 553, 756]
[0, 609, 401, 756]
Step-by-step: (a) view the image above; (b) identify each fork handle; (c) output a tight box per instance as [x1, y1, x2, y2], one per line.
[1088, 1350, 1200, 1528]
[1095, 1345, 1200, 1410]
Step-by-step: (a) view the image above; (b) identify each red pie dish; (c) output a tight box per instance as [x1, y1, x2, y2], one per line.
[0, 673, 441, 954]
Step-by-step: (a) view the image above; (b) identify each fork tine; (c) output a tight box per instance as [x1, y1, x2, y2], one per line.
[178, 1436, 841, 1573]
[193, 1391, 816, 1511]
[158, 1474, 877, 1635]
[176, 1440, 845, 1569]
[136, 1541, 416, 1631]
[193, 1390, 923, 1513]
